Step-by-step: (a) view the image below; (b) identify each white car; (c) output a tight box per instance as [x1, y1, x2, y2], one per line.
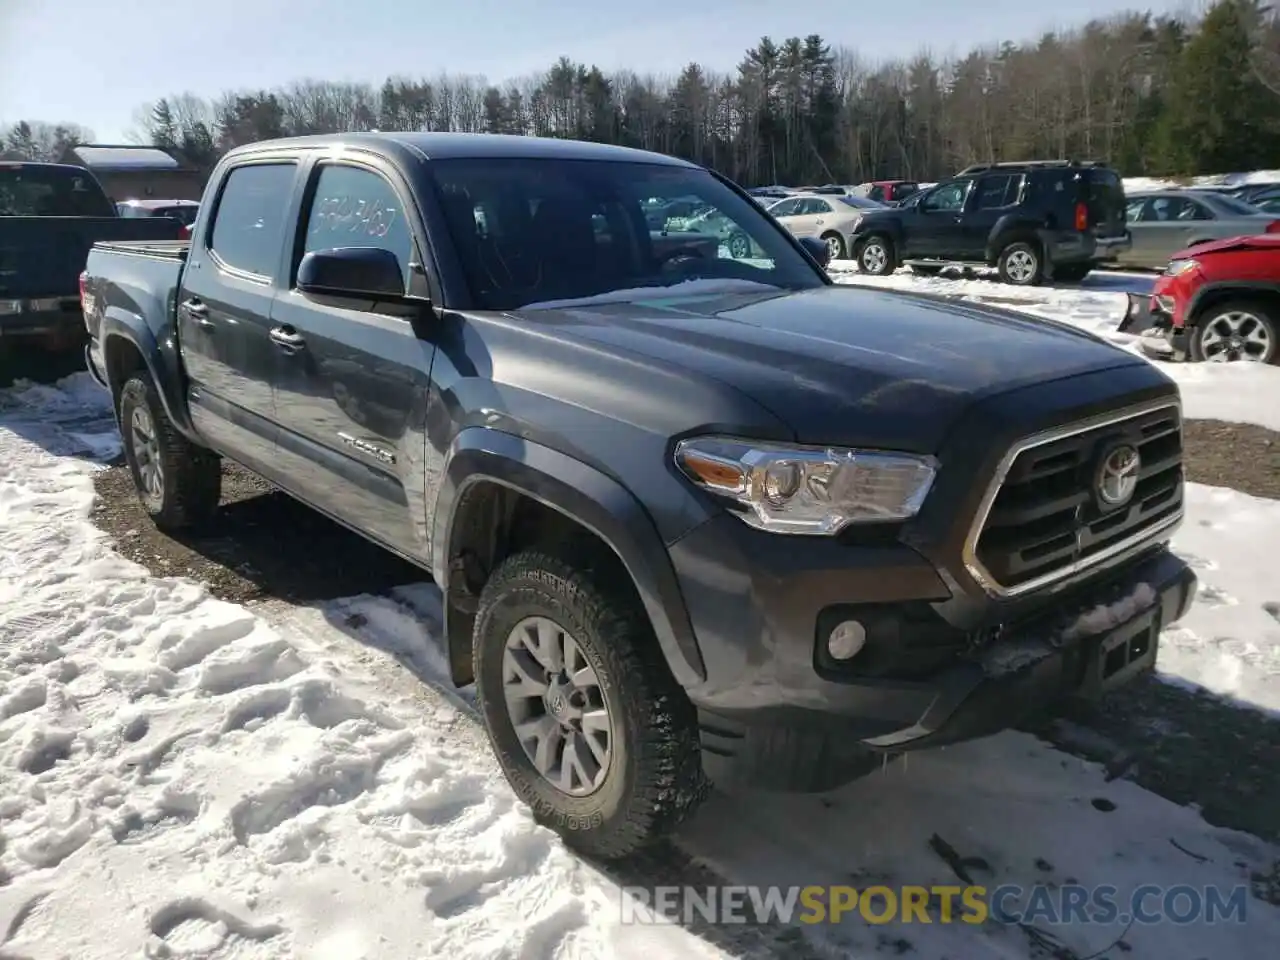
[766, 193, 885, 259]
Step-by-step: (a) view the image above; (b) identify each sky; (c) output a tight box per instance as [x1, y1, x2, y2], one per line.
[1, 0, 1200, 142]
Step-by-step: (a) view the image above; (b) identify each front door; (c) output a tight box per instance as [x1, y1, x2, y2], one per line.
[178, 160, 300, 476]
[268, 158, 437, 561]
[906, 180, 970, 258]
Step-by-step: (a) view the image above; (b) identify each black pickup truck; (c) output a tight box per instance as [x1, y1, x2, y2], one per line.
[850, 160, 1132, 286]
[82, 133, 1195, 858]
[1, 162, 185, 351]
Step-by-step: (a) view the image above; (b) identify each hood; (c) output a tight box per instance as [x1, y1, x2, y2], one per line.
[505, 284, 1143, 452]
[1172, 234, 1280, 260]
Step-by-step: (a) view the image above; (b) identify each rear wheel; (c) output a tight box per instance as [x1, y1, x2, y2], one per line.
[1189, 301, 1278, 364]
[822, 231, 847, 260]
[727, 232, 751, 259]
[117, 372, 221, 531]
[856, 235, 896, 275]
[472, 547, 708, 859]
[997, 241, 1044, 286]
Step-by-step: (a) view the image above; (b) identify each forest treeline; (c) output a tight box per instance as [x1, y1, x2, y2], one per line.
[6, 0, 1280, 185]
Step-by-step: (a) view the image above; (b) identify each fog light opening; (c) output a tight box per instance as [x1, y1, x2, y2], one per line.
[828, 620, 867, 661]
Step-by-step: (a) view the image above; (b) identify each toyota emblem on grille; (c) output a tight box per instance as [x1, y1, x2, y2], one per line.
[1096, 444, 1140, 507]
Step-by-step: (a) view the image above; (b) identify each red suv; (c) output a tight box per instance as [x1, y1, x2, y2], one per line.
[1121, 235, 1280, 363]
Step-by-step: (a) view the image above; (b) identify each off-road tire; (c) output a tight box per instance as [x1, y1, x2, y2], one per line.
[117, 372, 221, 531]
[997, 241, 1044, 286]
[473, 548, 708, 859]
[856, 235, 897, 275]
[1053, 263, 1092, 283]
[1188, 299, 1280, 364]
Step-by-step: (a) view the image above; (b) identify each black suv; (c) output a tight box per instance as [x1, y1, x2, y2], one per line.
[850, 161, 1132, 285]
[83, 135, 1192, 859]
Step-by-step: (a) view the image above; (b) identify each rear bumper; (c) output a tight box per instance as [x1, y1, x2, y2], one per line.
[1045, 230, 1131, 265]
[0, 301, 88, 347]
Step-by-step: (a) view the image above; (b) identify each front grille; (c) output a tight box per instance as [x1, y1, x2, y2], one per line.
[966, 402, 1183, 595]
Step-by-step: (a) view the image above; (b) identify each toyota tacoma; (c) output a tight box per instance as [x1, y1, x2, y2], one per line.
[80, 133, 1196, 858]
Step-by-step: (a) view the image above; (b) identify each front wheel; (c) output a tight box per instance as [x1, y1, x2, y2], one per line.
[472, 548, 708, 859]
[1189, 301, 1279, 364]
[997, 241, 1044, 286]
[822, 231, 847, 260]
[856, 235, 896, 275]
[117, 372, 221, 531]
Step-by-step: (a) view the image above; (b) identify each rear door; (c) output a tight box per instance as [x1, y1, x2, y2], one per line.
[960, 173, 1022, 259]
[268, 155, 436, 559]
[178, 160, 299, 474]
[1082, 168, 1127, 240]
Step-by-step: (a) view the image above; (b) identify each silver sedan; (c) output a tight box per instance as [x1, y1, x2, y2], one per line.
[1117, 190, 1280, 269]
[766, 193, 885, 260]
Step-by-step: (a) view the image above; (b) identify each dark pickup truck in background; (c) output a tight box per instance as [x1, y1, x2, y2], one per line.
[850, 160, 1132, 285]
[82, 132, 1195, 859]
[1, 161, 184, 351]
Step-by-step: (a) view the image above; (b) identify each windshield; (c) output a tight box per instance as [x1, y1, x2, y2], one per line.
[0, 164, 115, 217]
[430, 158, 826, 310]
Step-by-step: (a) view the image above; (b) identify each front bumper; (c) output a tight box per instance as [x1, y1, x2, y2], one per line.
[1120, 293, 1190, 360]
[673, 513, 1195, 790]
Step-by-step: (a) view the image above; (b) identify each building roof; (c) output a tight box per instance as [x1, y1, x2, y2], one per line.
[61, 144, 197, 172]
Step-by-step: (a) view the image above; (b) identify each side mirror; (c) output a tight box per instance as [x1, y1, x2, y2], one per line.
[297, 247, 405, 299]
[799, 235, 831, 268]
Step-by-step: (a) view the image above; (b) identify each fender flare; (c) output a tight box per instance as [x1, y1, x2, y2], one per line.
[1185, 281, 1280, 327]
[99, 307, 197, 438]
[432, 427, 707, 688]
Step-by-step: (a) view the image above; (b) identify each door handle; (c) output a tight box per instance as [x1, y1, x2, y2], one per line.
[181, 299, 214, 329]
[269, 326, 306, 350]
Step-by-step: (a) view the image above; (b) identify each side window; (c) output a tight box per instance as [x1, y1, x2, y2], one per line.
[813, 199, 834, 214]
[1126, 198, 1147, 222]
[923, 181, 967, 213]
[208, 163, 297, 278]
[301, 164, 415, 287]
[974, 175, 1017, 210]
[868, 185, 885, 202]
[1180, 200, 1211, 221]
[770, 198, 800, 217]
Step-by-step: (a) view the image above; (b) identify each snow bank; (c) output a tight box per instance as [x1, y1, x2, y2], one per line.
[0, 375, 722, 960]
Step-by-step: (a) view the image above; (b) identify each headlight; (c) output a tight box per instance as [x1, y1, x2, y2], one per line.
[674, 436, 937, 535]
[1164, 259, 1198, 277]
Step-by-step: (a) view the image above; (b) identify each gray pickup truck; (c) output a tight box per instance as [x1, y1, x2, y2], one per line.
[82, 133, 1196, 858]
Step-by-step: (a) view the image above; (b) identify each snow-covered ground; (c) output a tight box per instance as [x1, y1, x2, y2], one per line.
[2, 269, 1279, 958]
[1122, 169, 1280, 193]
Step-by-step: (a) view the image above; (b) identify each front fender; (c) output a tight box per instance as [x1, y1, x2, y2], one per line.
[433, 427, 707, 688]
[1186, 280, 1280, 326]
[99, 307, 195, 438]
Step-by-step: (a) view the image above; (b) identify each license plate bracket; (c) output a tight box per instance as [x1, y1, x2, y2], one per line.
[1076, 611, 1159, 699]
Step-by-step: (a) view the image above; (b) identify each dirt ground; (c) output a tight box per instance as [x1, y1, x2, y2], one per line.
[86, 418, 1280, 848]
